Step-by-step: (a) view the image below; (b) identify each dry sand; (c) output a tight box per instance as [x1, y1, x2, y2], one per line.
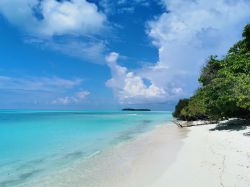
[152, 123, 250, 187]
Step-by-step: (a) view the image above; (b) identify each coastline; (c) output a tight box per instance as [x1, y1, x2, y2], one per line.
[18, 123, 187, 187]
[18, 122, 250, 187]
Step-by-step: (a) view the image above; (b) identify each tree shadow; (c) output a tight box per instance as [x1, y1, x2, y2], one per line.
[210, 119, 250, 133]
[243, 132, 250, 136]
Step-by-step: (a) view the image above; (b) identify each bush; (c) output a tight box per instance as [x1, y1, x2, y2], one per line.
[173, 94, 208, 121]
[173, 99, 190, 119]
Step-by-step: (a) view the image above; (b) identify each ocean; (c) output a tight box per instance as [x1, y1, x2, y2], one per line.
[0, 110, 172, 186]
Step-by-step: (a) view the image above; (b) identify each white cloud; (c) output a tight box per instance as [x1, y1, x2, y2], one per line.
[106, 52, 167, 104]
[24, 37, 106, 63]
[100, 0, 150, 14]
[143, 0, 250, 98]
[0, 0, 107, 62]
[0, 76, 82, 92]
[52, 91, 90, 105]
[105, 52, 119, 63]
[106, 0, 250, 104]
[123, 72, 165, 98]
[0, 0, 106, 37]
[0, 75, 88, 105]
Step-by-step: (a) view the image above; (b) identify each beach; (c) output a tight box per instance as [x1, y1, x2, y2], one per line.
[18, 121, 250, 187]
[18, 123, 186, 187]
[152, 122, 250, 187]
[1, 1, 250, 187]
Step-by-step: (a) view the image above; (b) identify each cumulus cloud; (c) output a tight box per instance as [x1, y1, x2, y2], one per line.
[143, 0, 250, 98]
[52, 91, 90, 105]
[106, 52, 166, 104]
[0, 0, 107, 62]
[0, 0, 106, 37]
[105, 0, 250, 104]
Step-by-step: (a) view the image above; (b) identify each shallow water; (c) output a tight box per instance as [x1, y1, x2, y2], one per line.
[0, 110, 172, 186]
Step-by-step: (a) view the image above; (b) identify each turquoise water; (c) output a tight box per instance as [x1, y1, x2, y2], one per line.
[0, 110, 172, 186]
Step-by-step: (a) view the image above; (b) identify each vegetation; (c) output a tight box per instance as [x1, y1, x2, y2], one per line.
[174, 24, 250, 121]
[173, 99, 190, 119]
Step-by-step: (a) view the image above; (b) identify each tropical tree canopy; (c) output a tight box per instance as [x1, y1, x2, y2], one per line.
[174, 24, 250, 121]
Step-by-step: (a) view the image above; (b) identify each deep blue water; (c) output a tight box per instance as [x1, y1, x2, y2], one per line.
[0, 110, 172, 186]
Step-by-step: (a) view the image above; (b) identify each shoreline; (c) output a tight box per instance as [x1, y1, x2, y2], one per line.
[19, 122, 250, 187]
[19, 123, 187, 187]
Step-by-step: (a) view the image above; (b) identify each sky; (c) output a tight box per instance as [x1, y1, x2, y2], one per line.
[0, 0, 250, 110]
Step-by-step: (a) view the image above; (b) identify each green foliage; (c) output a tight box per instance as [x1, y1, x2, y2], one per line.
[179, 90, 208, 121]
[173, 98, 190, 119]
[228, 23, 250, 55]
[174, 24, 250, 121]
[242, 23, 250, 51]
[173, 90, 208, 121]
[199, 55, 221, 86]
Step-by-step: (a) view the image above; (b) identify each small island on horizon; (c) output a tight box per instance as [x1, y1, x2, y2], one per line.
[122, 108, 151, 111]
[0, 1, 250, 187]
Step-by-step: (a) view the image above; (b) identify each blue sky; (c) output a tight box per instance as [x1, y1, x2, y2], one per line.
[0, 0, 250, 110]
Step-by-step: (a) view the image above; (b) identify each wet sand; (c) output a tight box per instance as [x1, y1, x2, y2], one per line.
[19, 123, 187, 187]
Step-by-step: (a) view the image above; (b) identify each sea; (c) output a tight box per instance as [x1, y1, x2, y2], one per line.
[0, 110, 173, 186]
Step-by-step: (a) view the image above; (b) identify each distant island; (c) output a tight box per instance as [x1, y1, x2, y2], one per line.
[122, 108, 151, 111]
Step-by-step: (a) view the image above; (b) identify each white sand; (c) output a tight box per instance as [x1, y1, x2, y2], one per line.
[20, 123, 250, 187]
[152, 124, 250, 187]
[20, 124, 187, 187]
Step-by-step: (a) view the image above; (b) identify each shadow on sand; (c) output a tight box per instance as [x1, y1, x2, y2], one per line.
[210, 119, 250, 136]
